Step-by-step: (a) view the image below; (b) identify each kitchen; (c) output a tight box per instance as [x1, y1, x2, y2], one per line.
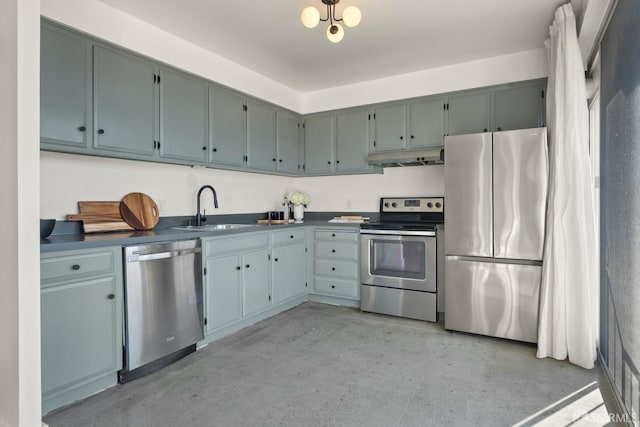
[3, 0, 638, 426]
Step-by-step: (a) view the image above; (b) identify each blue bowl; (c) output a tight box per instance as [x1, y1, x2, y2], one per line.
[40, 219, 56, 238]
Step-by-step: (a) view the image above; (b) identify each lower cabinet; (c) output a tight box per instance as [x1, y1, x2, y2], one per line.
[312, 228, 360, 300]
[202, 233, 273, 336]
[271, 229, 307, 304]
[40, 246, 122, 414]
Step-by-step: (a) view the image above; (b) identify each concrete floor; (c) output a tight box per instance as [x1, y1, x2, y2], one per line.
[45, 302, 605, 427]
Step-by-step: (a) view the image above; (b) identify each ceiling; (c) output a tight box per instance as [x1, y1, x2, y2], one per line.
[98, 0, 566, 92]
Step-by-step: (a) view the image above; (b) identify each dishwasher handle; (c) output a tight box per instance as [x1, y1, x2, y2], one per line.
[127, 247, 201, 263]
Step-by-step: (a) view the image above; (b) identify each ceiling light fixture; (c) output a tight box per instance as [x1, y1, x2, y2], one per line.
[301, 0, 361, 43]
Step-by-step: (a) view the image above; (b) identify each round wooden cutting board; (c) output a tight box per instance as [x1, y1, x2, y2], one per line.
[120, 192, 160, 231]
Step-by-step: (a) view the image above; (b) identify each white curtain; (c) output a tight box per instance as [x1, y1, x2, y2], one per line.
[537, 4, 598, 369]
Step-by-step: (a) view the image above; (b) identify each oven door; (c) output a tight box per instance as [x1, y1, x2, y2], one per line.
[360, 230, 436, 292]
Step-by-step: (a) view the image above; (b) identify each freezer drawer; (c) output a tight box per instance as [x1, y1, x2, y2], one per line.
[444, 257, 540, 343]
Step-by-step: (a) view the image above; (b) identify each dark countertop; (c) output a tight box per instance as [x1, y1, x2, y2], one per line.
[40, 218, 365, 253]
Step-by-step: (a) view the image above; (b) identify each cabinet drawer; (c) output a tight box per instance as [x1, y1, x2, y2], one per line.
[204, 233, 269, 257]
[315, 259, 358, 280]
[41, 250, 116, 283]
[315, 241, 358, 260]
[271, 228, 305, 246]
[315, 230, 358, 242]
[314, 276, 358, 299]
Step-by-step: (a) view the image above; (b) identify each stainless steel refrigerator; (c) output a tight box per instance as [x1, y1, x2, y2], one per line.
[444, 128, 548, 343]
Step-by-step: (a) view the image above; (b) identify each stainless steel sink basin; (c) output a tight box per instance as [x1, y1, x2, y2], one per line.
[171, 224, 254, 231]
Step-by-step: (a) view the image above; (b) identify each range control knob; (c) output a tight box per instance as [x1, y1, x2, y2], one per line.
[427, 202, 433, 208]
[384, 202, 390, 208]
[391, 202, 397, 208]
[435, 202, 442, 208]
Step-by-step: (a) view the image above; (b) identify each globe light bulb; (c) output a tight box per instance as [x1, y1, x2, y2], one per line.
[326, 23, 344, 43]
[301, 6, 320, 28]
[342, 6, 361, 28]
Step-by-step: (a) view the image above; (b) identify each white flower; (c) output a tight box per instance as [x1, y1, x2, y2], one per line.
[286, 191, 310, 206]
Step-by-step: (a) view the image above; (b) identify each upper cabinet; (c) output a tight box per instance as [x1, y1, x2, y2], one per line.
[208, 85, 246, 168]
[493, 82, 546, 131]
[372, 104, 406, 152]
[40, 24, 91, 150]
[40, 20, 545, 176]
[447, 91, 492, 136]
[159, 67, 208, 163]
[246, 100, 277, 172]
[276, 110, 300, 175]
[93, 46, 157, 158]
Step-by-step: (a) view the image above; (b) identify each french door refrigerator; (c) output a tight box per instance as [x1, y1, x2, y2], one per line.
[444, 128, 548, 343]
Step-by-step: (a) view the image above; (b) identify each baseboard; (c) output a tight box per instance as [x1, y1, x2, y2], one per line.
[597, 352, 636, 424]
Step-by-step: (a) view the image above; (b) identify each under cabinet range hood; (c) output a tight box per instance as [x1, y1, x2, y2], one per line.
[367, 147, 444, 167]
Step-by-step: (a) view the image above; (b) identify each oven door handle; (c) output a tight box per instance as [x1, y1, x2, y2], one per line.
[359, 229, 436, 237]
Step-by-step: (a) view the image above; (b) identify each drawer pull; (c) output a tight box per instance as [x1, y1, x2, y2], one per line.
[107, 293, 115, 300]
[290, 235, 294, 239]
[245, 264, 250, 268]
[331, 285, 336, 289]
[274, 258, 279, 262]
[331, 249, 336, 253]
[236, 266, 241, 270]
[332, 233, 335, 237]
[331, 267, 336, 271]
[71, 264, 80, 271]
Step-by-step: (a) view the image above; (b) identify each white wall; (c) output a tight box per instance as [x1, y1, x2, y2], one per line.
[41, 152, 444, 218]
[0, 0, 41, 425]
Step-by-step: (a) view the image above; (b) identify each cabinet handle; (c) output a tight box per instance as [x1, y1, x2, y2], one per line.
[236, 266, 241, 270]
[274, 258, 279, 262]
[483, 128, 488, 132]
[107, 294, 115, 300]
[336, 160, 340, 164]
[497, 127, 502, 131]
[331, 285, 336, 289]
[331, 267, 336, 271]
[71, 264, 80, 271]
[400, 136, 404, 140]
[245, 264, 250, 268]
[212, 148, 217, 152]
[273, 158, 276, 162]
[410, 135, 414, 139]
[331, 249, 336, 253]
[331, 233, 335, 237]
[78, 126, 86, 132]
[279, 159, 283, 163]
[202, 146, 207, 150]
[97, 129, 105, 134]
[327, 161, 331, 165]
[290, 235, 294, 239]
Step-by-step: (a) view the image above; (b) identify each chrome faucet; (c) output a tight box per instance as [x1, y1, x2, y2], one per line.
[196, 185, 218, 226]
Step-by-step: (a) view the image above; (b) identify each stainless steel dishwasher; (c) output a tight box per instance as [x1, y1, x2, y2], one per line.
[119, 239, 203, 383]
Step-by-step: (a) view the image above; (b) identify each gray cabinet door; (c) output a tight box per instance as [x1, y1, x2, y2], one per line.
[408, 98, 445, 148]
[276, 110, 300, 174]
[447, 91, 491, 136]
[205, 255, 242, 332]
[209, 85, 246, 168]
[373, 104, 406, 151]
[304, 114, 335, 175]
[242, 248, 271, 317]
[246, 100, 276, 172]
[41, 276, 119, 395]
[159, 68, 208, 163]
[494, 84, 545, 131]
[336, 108, 371, 173]
[93, 46, 157, 157]
[272, 242, 307, 305]
[40, 25, 90, 148]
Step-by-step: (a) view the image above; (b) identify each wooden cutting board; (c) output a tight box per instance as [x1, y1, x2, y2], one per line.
[66, 201, 134, 233]
[120, 192, 160, 231]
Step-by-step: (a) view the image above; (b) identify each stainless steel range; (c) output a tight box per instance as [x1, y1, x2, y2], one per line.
[360, 197, 444, 322]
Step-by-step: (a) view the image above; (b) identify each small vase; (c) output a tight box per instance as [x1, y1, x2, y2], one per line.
[293, 204, 304, 223]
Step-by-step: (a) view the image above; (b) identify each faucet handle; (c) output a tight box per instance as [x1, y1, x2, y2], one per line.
[201, 209, 207, 223]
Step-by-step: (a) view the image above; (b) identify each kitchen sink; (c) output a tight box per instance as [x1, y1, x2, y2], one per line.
[171, 224, 255, 231]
